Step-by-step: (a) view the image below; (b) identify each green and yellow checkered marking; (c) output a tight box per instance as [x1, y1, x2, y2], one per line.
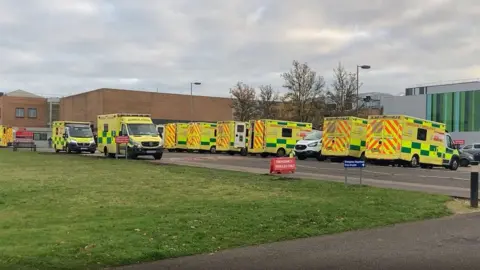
[98, 130, 116, 144]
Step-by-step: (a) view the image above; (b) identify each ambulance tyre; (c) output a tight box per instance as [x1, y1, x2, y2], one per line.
[276, 148, 286, 157]
[316, 152, 326, 161]
[210, 146, 216, 154]
[449, 157, 459, 171]
[240, 148, 248, 156]
[153, 153, 163, 160]
[409, 154, 419, 168]
[66, 145, 72, 154]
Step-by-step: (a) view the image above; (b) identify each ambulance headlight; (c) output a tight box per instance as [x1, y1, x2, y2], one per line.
[129, 139, 141, 147]
[89, 140, 95, 144]
[70, 140, 77, 144]
[308, 142, 318, 147]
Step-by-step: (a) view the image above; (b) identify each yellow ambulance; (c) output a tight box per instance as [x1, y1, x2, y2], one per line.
[365, 115, 460, 170]
[52, 121, 96, 153]
[322, 116, 367, 160]
[248, 119, 312, 157]
[216, 121, 249, 156]
[97, 113, 163, 159]
[186, 122, 217, 153]
[164, 123, 189, 152]
[0, 125, 14, 147]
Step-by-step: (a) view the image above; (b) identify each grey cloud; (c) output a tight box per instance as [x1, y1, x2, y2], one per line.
[0, 0, 478, 98]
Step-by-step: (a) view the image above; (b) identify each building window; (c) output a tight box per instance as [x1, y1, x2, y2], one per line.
[15, 108, 25, 118]
[28, 108, 37, 118]
[417, 128, 427, 141]
[33, 132, 48, 141]
[282, 128, 292, 138]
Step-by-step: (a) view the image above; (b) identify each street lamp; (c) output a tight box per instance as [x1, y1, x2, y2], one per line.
[190, 82, 201, 121]
[356, 65, 371, 116]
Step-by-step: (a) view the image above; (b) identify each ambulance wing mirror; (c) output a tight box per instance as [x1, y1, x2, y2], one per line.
[118, 131, 123, 136]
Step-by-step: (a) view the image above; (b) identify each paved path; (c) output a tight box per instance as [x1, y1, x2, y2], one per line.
[115, 213, 480, 270]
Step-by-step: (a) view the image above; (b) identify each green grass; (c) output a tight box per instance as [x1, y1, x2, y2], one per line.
[0, 150, 451, 269]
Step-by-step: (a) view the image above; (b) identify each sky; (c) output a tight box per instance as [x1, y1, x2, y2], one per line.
[0, 0, 479, 98]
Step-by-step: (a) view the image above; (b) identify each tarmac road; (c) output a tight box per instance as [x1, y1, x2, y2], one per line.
[159, 152, 477, 198]
[37, 147, 477, 198]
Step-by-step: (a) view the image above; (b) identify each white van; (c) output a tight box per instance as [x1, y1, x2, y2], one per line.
[294, 130, 324, 161]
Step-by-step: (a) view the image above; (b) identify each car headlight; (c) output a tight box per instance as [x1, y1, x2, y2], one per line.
[70, 140, 77, 144]
[308, 142, 318, 147]
[89, 140, 95, 144]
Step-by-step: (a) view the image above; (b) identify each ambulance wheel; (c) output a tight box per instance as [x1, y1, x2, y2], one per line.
[409, 155, 419, 168]
[210, 146, 216, 154]
[449, 157, 459, 171]
[276, 148, 286, 157]
[260, 153, 269, 158]
[297, 154, 307, 160]
[240, 148, 248, 156]
[153, 153, 163, 160]
[316, 153, 326, 161]
[66, 145, 72, 154]
[90, 150, 96, 154]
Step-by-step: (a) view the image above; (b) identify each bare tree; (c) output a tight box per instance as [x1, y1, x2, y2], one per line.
[229, 82, 258, 121]
[257, 85, 280, 119]
[281, 60, 326, 122]
[327, 62, 358, 116]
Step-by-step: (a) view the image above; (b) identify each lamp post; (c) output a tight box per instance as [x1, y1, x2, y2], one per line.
[190, 82, 201, 121]
[356, 65, 371, 116]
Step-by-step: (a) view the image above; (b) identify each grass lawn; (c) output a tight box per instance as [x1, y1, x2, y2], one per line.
[0, 150, 451, 270]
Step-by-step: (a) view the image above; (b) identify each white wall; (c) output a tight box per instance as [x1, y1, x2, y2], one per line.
[427, 81, 480, 94]
[381, 95, 426, 118]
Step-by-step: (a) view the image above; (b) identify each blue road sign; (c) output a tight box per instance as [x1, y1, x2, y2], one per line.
[344, 160, 366, 168]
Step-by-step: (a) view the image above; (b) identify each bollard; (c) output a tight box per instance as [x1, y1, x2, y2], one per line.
[470, 161, 479, 208]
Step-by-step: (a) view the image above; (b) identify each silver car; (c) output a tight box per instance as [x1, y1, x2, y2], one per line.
[461, 143, 480, 161]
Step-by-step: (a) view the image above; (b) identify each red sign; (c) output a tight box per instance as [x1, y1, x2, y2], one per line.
[115, 136, 129, 144]
[453, 139, 465, 145]
[16, 131, 33, 138]
[270, 157, 296, 174]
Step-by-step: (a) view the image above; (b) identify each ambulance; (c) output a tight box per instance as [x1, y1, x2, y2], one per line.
[156, 124, 165, 139]
[97, 113, 163, 159]
[186, 122, 217, 153]
[322, 116, 367, 161]
[52, 121, 96, 153]
[216, 121, 249, 156]
[365, 115, 460, 170]
[0, 125, 14, 147]
[248, 119, 312, 157]
[164, 123, 189, 152]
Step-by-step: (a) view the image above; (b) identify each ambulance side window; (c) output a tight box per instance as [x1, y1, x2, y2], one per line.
[214, 129, 217, 137]
[417, 128, 427, 141]
[104, 124, 108, 132]
[121, 125, 128, 136]
[282, 128, 292, 138]
[446, 135, 454, 149]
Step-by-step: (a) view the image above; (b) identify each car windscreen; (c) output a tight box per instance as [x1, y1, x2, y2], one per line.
[127, 124, 158, 136]
[303, 131, 322, 140]
[67, 125, 93, 138]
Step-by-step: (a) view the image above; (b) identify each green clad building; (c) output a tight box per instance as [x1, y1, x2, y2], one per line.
[383, 81, 480, 146]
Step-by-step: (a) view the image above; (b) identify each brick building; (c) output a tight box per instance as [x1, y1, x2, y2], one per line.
[60, 88, 234, 125]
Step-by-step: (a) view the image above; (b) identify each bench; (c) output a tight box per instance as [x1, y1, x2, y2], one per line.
[12, 139, 36, 152]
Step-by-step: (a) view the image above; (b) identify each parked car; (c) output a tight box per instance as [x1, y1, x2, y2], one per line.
[461, 143, 480, 161]
[459, 150, 475, 167]
[294, 130, 325, 161]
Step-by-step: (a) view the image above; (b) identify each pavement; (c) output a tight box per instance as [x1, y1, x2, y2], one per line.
[37, 147, 478, 198]
[115, 213, 480, 270]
